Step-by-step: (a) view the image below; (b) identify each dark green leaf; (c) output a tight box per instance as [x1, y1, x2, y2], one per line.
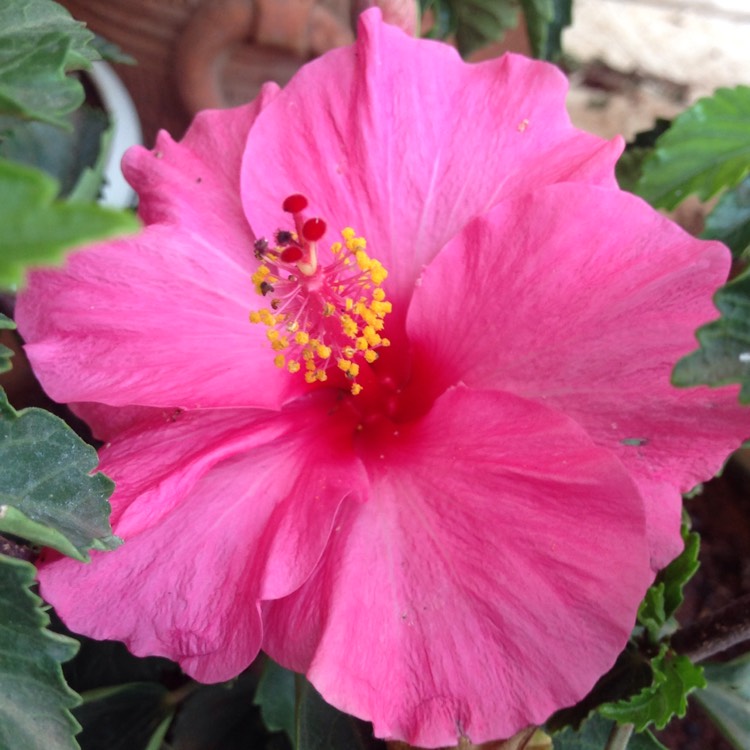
[0, 314, 15, 374]
[418, 0, 455, 40]
[518, 0, 553, 58]
[551, 713, 666, 749]
[453, 0, 519, 58]
[694, 655, 750, 750]
[546, 645, 653, 732]
[296, 676, 382, 750]
[702, 175, 750, 259]
[0, 554, 81, 750]
[255, 658, 296, 743]
[519, 0, 571, 61]
[637, 86, 750, 210]
[0, 158, 139, 289]
[74, 683, 174, 750]
[0, 389, 119, 560]
[0, 0, 99, 126]
[599, 645, 706, 731]
[170, 671, 290, 750]
[62, 636, 178, 696]
[0, 106, 110, 200]
[616, 120, 672, 193]
[672, 266, 750, 403]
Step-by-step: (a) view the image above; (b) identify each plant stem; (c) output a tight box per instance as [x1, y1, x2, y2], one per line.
[605, 722, 634, 750]
[671, 593, 750, 662]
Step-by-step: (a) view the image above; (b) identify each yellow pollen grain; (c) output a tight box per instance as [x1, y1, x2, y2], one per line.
[338, 358, 352, 373]
[274, 354, 285, 368]
[288, 360, 300, 373]
[351, 383, 363, 395]
[304, 371, 317, 384]
[355, 337, 369, 351]
[295, 331, 310, 345]
[347, 363, 360, 378]
[373, 288, 385, 301]
[316, 344, 332, 359]
[249, 311, 261, 323]
[323, 302, 335, 316]
[364, 350, 378, 363]
[342, 227, 356, 240]
[316, 370, 328, 382]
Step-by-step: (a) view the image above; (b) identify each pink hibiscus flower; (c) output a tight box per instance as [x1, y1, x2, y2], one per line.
[15, 10, 748, 748]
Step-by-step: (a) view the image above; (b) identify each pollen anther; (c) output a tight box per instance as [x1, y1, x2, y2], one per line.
[249, 202, 390, 394]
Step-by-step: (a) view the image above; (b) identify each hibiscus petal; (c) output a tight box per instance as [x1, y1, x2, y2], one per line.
[406, 183, 748, 569]
[263, 386, 652, 747]
[37, 395, 365, 682]
[16, 94, 309, 410]
[241, 9, 621, 303]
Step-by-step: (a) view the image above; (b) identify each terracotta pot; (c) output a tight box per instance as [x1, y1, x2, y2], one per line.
[61, 0, 353, 144]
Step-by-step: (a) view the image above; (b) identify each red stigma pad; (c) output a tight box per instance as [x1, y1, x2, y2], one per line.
[302, 218, 327, 242]
[282, 194, 309, 213]
[281, 245, 304, 263]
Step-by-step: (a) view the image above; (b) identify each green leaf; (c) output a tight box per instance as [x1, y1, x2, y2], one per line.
[296, 676, 381, 750]
[599, 645, 706, 731]
[694, 655, 750, 750]
[73, 683, 175, 750]
[0, 106, 110, 200]
[637, 86, 750, 210]
[616, 120, 672, 194]
[0, 554, 81, 750]
[169, 671, 289, 750]
[660, 523, 700, 620]
[702, 175, 750, 260]
[0, 314, 15, 374]
[0, 389, 119, 561]
[0, 158, 139, 289]
[672, 265, 750, 402]
[255, 659, 296, 743]
[0, 0, 99, 126]
[551, 713, 666, 749]
[519, 0, 571, 61]
[638, 519, 700, 642]
[453, 0, 519, 58]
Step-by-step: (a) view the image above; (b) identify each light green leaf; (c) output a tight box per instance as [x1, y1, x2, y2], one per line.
[254, 658, 296, 744]
[0, 314, 15, 374]
[0, 554, 81, 750]
[672, 266, 750, 403]
[0, 158, 139, 289]
[0, 0, 99, 126]
[702, 175, 750, 259]
[551, 713, 666, 749]
[73, 683, 175, 750]
[694, 655, 750, 750]
[599, 645, 706, 731]
[453, 0, 519, 58]
[638, 519, 700, 642]
[0, 389, 119, 561]
[637, 86, 750, 210]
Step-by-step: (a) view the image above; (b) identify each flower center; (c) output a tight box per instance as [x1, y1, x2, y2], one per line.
[249, 194, 392, 394]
